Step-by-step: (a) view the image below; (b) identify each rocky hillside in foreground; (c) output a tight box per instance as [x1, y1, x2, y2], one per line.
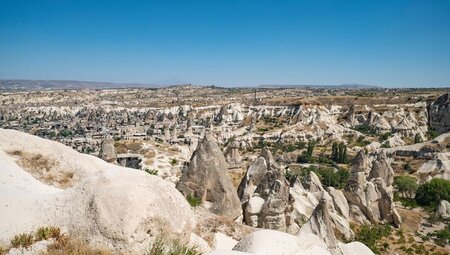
[0, 128, 378, 255]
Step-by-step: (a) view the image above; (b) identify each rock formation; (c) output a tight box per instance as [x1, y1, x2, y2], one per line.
[303, 171, 325, 192]
[344, 150, 401, 227]
[176, 134, 242, 220]
[437, 200, 450, 218]
[237, 157, 268, 203]
[0, 129, 195, 253]
[368, 151, 394, 186]
[225, 141, 243, 168]
[299, 192, 340, 254]
[98, 135, 117, 163]
[429, 93, 450, 133]
[241, 149, 293, 231]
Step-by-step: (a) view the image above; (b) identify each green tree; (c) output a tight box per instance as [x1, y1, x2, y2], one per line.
[414, 133, 422, 144]
[331, 142, 339, 162]
[297, 140, 315, 163]
[331, 142, 347, 163]
[415, 178, 450, 208]
[394, 175, 418, 199]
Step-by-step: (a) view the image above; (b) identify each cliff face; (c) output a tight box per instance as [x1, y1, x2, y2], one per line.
[429, 93, 450, 133]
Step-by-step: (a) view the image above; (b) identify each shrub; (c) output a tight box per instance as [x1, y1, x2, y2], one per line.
[186, 195, 202, 207]
[297, 141, 315, 163]
[300, 165, 349, 189]
[355, 136, 371, 147]
[394, 194, 419, 208]
[147, 236, 201, 255]
[144, 168, 159, 175]
[427, 226, 450, 246]
[170, 159, 178, 165]
[414, 133, 423, 144]
[415, 178, 450, 209]
[10, 233, 34, 248]
[354, 125, 375, 134]
[426, 130, 439, 140]
[35, 226, 61, 241]
[355, 224, 392, 254]
[59, 129, 72, 138]
[403, 162, 413, 173]
[378, 132, 392, 142]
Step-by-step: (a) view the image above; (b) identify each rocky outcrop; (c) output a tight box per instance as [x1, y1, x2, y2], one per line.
[299, 189, 354, 253]
[299, 192, 340, 253]
[242, 149, 293, 231]
[225, 141, 243, 169]
[98, 135, 117, 163]
[303, 171, 324, 192]
[244, 167, 292, 231]
[368, 151, 394, 186]
[344, 150, 401, 227]
[429, 93, 450, 133]
[238, 157, 268, 203]
[176, 134, 242, 220]
[437, 200, 450, 218]
[0, 129, 195, 253]
[254, 168, 292, 230]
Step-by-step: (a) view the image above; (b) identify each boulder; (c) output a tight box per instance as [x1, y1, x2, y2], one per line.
[339, 242, 375, 255]
[213, 232, 239, 250]
[437, 200, 450, 219]
[176, 134, 242, 220]
[98, 135, 117, 163]
[232, 230, 332, 255]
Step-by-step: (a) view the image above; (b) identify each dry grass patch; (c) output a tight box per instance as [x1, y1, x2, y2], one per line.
[144, 150, 157, 159]
[147, 236, 201, 255]
[397, 208, 424, 232]
[8, 150, 75, 188]
[42, 235, 111, 255]
[7, 150, 75, 188]
[228, 170, 245, 188]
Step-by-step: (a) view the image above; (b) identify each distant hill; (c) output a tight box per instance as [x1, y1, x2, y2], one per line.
[0, 79, 161, 90]
[257, 83, 382, 89]
[0, 79, 384, 90]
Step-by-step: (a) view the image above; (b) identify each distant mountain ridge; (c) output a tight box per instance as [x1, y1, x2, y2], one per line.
[257, 83, 381, 89]
[0, 79, 160, 90]
[0, 79, 388, 90]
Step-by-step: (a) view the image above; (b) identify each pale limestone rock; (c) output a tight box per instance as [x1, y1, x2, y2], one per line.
[303, 171, 324, 192]
[437, 200, 450, 219]
[98, 135, 117, 163]
[176, 134, 242, 220]
[238, 157, 268, 203]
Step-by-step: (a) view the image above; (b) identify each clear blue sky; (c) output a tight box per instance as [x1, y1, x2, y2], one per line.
[1, 0, 450, 87]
